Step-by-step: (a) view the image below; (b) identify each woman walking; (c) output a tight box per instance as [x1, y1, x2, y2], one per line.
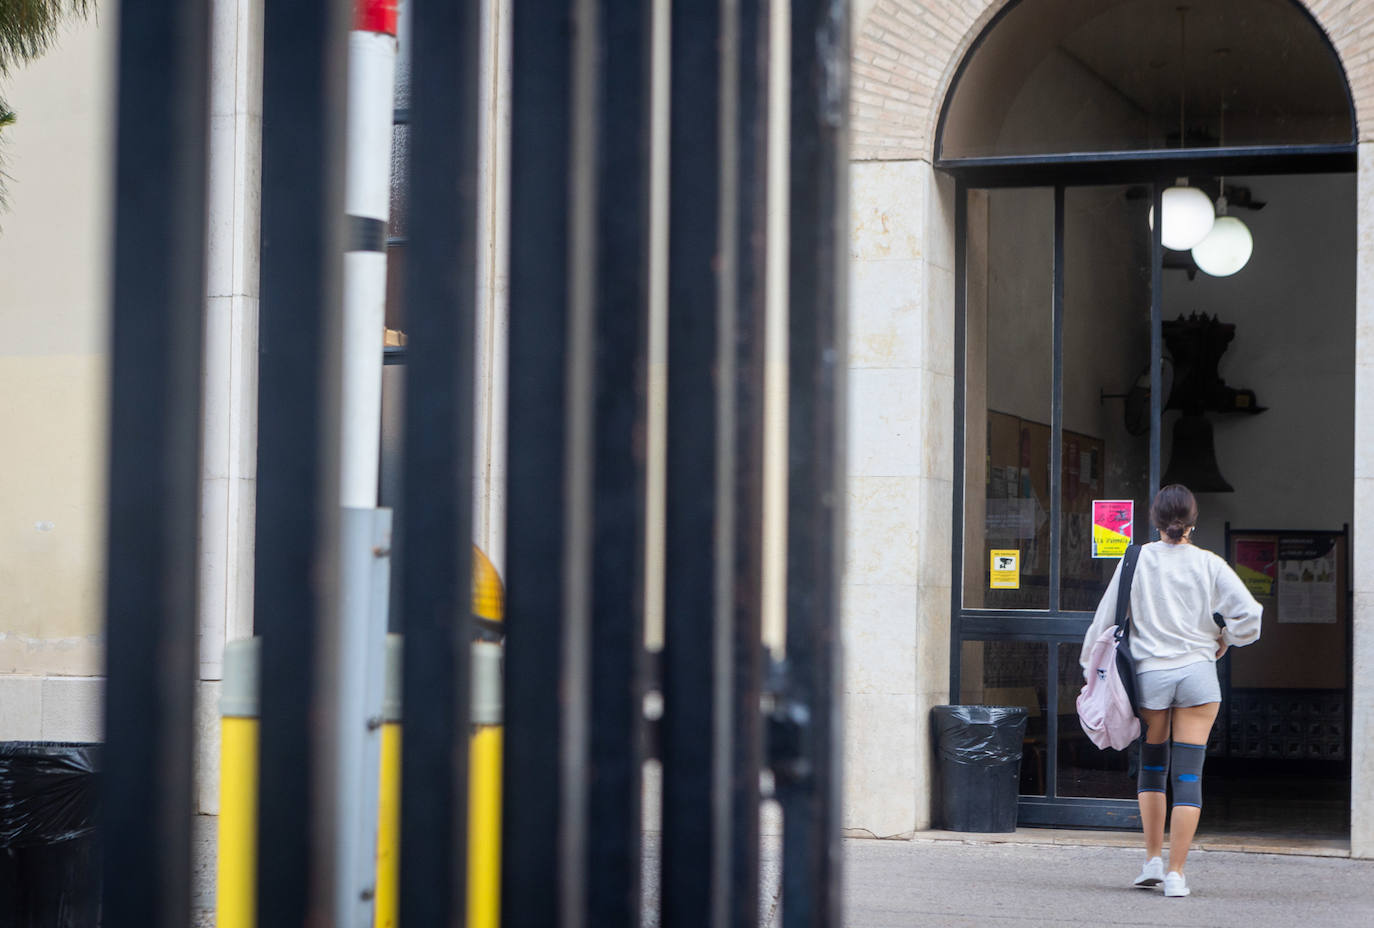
[1080, 485, 1262, 897]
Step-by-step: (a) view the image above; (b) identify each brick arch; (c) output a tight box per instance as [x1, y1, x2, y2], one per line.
[851, 0, 1370, 161]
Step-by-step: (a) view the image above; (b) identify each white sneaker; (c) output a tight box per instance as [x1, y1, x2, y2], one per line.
[1132, 856, 1164, 888]
[1164, 871, 1190, 897]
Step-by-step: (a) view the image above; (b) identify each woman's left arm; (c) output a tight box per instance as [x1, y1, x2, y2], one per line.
[1212, 557, 1263, 649]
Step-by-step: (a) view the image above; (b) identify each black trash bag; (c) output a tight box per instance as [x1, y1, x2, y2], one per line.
[0, 742, 102, 928]
[931, 706, 1027, 833]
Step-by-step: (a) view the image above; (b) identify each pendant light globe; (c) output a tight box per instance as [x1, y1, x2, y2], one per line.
[1148, 183, 1216, 250]
[1191, 215, 1253, 277]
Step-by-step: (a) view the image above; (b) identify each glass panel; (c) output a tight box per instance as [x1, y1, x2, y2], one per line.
[1060, 185, 1152, 612]
[963, 188, 1053, 609]
[1056, 644, 1135, 798]
[959, 640, 1049, 797]
[940, 0, 1352, 160]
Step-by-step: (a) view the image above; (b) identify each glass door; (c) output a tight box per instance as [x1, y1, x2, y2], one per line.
[955, 182, 1158, 827]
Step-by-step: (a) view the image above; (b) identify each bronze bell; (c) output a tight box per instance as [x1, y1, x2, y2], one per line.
[1161, 413, 1233, 493]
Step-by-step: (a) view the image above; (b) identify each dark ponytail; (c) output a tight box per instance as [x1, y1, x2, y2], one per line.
[1151, 484, 1198, 541]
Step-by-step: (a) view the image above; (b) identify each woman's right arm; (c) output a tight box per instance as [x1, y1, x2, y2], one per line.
[1211, 557, 1263, 649]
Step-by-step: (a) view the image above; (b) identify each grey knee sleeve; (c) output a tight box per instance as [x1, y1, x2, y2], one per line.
[1138, 740, 1169, 795]
[1171, 741, 1206, 809]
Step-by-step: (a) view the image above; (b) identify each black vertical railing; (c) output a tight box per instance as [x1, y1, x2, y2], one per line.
[780, 2, 849, 927]
[585, 0, 653, 925]
[254, 1, 348, 926]
[949, 182, 968, 697]
[101, 1, 210, 925]
[1149, 183, 1164, 514]
[1049, 185, 1064, 614]
[503, 1, 576, 925]
[661, 0, 737, 924]
[103, 0, 850, 924]
[731, 0, 772, 926]
[397, 0, 481, 925]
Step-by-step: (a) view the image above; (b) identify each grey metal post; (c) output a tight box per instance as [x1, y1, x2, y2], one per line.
[333, 508, 394, 925]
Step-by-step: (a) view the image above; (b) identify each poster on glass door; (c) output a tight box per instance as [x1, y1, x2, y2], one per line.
[1091, 499, 1133, 558]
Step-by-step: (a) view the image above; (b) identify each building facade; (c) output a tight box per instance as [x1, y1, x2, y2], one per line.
[1, 0, 1372, 861]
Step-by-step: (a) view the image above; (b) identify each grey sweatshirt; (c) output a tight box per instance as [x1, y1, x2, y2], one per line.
[1079, 540, 1263, 675]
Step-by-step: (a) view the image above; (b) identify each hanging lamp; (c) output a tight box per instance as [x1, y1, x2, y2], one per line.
[1147, 8, 1213, 251]
[1149, 182, 1216, 250]
[1192, 210, 1252, 277]
[1191, 97, 1253, 277]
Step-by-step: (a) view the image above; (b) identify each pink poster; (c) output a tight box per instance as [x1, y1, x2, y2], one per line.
[1091, 499, 1133, 559]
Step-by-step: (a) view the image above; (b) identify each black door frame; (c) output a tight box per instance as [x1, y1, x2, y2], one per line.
[944, 144, 1356, 828]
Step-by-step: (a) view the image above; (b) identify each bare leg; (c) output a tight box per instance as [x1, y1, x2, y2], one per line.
[1137, 707, 1171, 859]
[1166, 702, 1220, 875]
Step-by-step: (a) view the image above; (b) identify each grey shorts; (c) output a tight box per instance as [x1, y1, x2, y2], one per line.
[1135, 661, 1221, 710]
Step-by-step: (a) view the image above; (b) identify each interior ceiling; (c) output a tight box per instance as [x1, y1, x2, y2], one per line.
[939, 0, 1357, 159]
[1056, 0, 1349, 121]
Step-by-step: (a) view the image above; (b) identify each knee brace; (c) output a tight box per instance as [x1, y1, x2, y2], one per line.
[1171, 741, 1207, 809]
[1138, 740, 1169, 795]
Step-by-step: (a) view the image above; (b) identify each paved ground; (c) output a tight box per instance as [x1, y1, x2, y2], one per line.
[840, 838, 1374, 928]
[192, 816, 1374, 926]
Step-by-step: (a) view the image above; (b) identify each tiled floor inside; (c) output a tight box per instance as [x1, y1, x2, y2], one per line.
[922, 775, 1352, 857]
[1198, 775, 1349, 851]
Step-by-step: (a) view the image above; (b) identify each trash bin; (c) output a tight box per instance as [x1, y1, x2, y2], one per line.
[931, 706, 1027, 833]
[0, 742, 102, 928]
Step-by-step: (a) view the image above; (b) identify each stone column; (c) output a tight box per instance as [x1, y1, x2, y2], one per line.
[473, 0, 513, 571]
[1351, 140, 1374, 859]
[844, 159, 955, 836]
[196, 0, 265, 815]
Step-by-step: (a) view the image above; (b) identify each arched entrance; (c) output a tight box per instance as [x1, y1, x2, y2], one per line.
[843, 0, 1374, 855]
[945, 0, 1355, 838]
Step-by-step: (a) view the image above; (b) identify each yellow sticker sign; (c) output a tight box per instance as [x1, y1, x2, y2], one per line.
[990, 549, 1020, 589]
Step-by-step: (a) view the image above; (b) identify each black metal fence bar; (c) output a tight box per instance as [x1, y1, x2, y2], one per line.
[585, 0, 652, 925]
[254, 1, 348, 925]
[949, 182, 968, 697]
[781, 2, 849, 927]
[731, 0, 771, 925]
[1048, 185, 1064, 614]
[397, 0, 481, 924]
[101, 2, 210, 925]
[661, 0, 737, 925]
[504, 1, 575, 924]
[1149, 183, 1163, 509]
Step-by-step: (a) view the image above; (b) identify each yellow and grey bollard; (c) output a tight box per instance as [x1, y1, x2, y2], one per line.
[373, 547, 504, 927]
[468, 544, 504, 928]
[218, 637, 261, 928]
[373, 634, 404, 928]
[467, 640, 503, 928]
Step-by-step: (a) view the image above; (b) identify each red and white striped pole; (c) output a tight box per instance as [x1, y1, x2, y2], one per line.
[336, 3, 398, 926]
[341, 0, 398, 511]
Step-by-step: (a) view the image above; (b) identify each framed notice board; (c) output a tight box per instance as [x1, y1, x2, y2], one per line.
[1215, 526, 1350, 766]
[1223, 527, 1349, 690]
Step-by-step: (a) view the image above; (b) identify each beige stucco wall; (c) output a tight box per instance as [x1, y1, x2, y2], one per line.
[0, 15, 114, 693]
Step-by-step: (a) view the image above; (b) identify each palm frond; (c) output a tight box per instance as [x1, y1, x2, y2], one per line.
[0, 1, 91, 211]
[0, 1, 90, 75]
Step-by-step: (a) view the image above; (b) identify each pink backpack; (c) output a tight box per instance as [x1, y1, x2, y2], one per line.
[1077, 626, 1141, 750]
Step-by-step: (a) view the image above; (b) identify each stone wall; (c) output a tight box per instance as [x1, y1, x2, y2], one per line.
[852, 0, 1374, 163]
